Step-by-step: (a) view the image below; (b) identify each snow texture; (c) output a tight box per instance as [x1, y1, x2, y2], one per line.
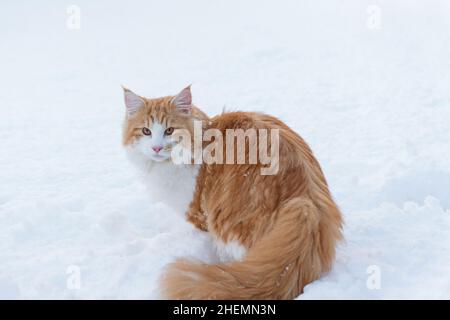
[0, 0, 449, 299]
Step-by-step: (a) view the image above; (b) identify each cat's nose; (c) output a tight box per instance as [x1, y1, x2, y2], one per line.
[152, 146, 163, 153]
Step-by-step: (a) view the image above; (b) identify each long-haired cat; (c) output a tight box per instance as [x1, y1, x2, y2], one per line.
[122, 85, 343, 299]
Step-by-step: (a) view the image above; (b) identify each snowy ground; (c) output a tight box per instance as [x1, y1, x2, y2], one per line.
[1, 0, 450, 299]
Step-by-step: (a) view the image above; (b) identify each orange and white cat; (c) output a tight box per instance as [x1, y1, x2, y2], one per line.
[122, 85, 343, 299]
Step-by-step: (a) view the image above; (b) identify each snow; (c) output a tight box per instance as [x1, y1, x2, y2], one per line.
[1, 0, 449, 299]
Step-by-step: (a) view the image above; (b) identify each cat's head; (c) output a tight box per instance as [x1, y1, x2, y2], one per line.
[122, 86, 207, 163]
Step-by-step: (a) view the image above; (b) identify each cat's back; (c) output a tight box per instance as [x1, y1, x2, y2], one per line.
[208, 111, 312, 160]
[205, 111, 326, 189]
[209, 111, 289, 131]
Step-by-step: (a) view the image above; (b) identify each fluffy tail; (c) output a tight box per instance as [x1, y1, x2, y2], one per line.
[160, 197, 341, 299]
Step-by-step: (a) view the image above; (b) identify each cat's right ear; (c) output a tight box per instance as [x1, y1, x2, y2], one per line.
[122, 86, 145, 118]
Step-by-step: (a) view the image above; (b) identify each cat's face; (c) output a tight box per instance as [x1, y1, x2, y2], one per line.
[122, 86, 196, 163]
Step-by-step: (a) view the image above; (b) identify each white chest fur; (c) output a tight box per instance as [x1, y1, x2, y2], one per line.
[127, 148, 200, 215]
[127, 147, 248, 263]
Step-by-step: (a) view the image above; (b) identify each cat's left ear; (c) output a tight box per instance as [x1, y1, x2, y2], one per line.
[172, 85, 192, 114]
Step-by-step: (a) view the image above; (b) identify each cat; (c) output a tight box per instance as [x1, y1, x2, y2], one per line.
[122, 85, 343, 299]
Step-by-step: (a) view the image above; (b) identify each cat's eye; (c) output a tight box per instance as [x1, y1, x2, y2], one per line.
[142, 127, 152, 136]
[164, 127, 174, 135]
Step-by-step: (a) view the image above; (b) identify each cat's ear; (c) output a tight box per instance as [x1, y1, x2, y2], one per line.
[172, 85, 192, 114]
[122, 86, 145, 117]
